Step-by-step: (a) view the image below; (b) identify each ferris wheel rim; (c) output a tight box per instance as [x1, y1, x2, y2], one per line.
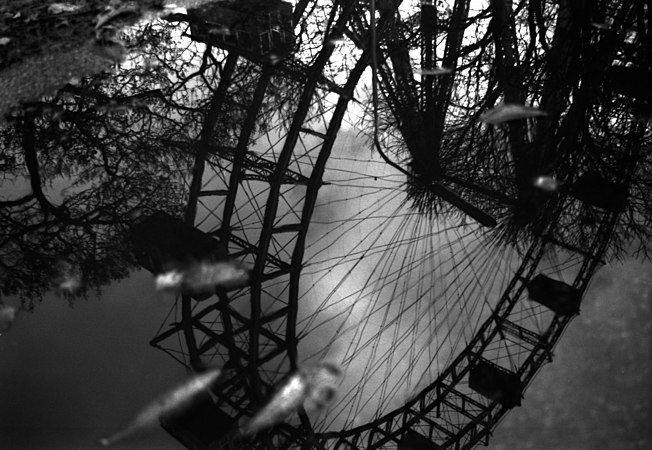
[145, 1, 636, 448]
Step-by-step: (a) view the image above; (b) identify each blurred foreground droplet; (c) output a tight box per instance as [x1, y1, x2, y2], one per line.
[267, 53, 282, 65]
[242, 362, 342, 436]
[48, 3, 84, 15]
[591, 21, 612, 30]
[0, 305, 17, 334]
[54, 258, 83, 296]
[416, 66, 453, 76]
[302, 362, 342, 412]
[95, 1, 141, 30]
[534, 175, 559, 192]
[99, 368, 222, 446]
[325, 36, 346, 46]
[480, 103, 548, 124]
[155, 260, 250, 294]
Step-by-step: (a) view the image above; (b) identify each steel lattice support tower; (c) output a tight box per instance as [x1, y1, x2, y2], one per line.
[148, 1, 644, 448]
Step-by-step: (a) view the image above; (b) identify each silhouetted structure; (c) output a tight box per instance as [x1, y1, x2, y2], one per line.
[147, 0, 649, 448]
[469, 359, 522, 409]
[159, 390, 236, 449]
[2, 0, 647, 449]
[131, 211, 226, 275]
[188, 0, 294, 63]
[527, 274, 582, 317]
[399, 430, 443, 450]
[572, 173, 628, 213]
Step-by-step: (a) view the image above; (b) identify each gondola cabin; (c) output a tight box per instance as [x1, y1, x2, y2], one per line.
[159, 390, 236, 449]
[130, 211, 226, 275]
[526, 274, 581, 317]
[572, 173, 627, 212]
[469, 358, 522, 408]
[398, 430, 443, 450]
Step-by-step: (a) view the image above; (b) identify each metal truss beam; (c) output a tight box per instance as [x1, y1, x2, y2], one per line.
[152, 1, 634, 448]
[206, 144, 312, 185]
[246, 0, 362, 401]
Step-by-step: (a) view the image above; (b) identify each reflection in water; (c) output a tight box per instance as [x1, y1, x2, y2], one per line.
[0, 0, 651, 448]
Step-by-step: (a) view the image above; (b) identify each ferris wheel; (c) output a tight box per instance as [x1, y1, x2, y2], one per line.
[136, 0, 648, 448]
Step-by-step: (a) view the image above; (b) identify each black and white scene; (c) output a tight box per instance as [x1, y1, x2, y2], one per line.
[0, 0, 650, 449]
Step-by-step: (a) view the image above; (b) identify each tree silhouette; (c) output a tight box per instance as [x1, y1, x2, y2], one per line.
[1, 0, 649, 311]
[0, 8, 306, 308]
[354, 0, 651, 258]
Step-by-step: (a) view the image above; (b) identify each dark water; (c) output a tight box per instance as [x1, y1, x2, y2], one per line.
[1, 261, 650, 449]
[1, 0, 652, 449]
[489, 260, 652, 449]
[0, 271, 183, 449]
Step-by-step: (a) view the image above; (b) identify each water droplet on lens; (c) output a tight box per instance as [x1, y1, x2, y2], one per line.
[534, 175, 559, 192]
[416, 66, 453, 76]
